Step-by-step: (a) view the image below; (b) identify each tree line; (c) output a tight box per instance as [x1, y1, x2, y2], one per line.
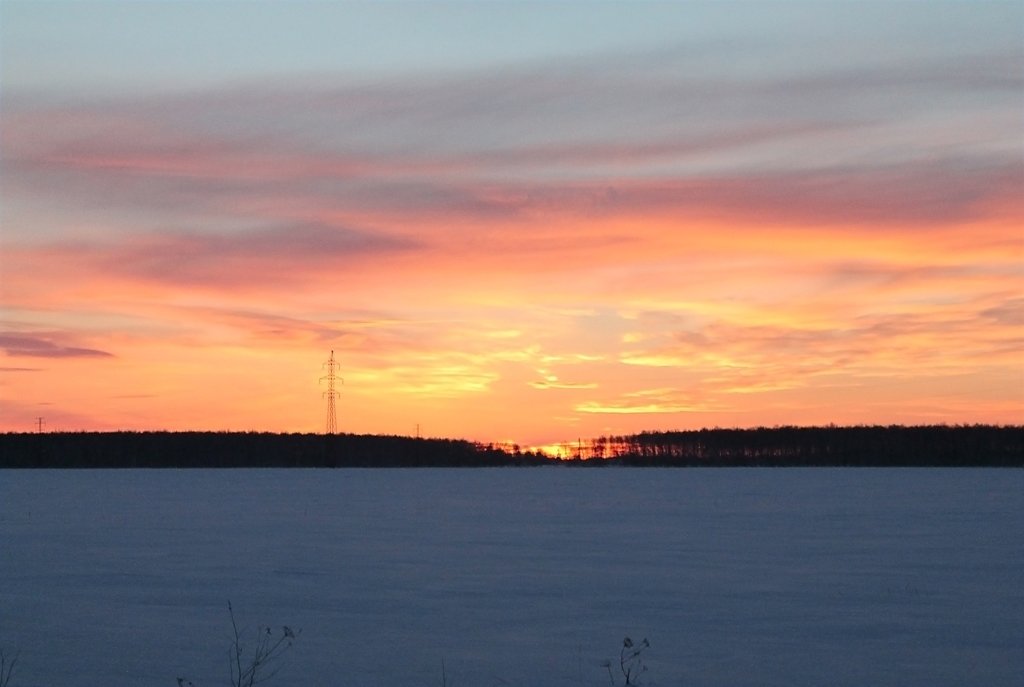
[0, 431, 552, 468]
[0, 425, 1019, 468]
[582, 424, 1023, 467]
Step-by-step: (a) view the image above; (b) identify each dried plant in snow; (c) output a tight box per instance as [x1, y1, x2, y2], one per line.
[226, 602, 300, 687]
[0, 651, 17, 687]
[601, 636, 649, 686]
[0, 649, 17, 687]
[177, 602, 300, 687]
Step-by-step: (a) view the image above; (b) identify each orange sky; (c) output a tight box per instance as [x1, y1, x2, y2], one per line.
[2, 2, 1022, 446]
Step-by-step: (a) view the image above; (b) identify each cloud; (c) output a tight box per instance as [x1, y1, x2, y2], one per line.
[189, 308, 354, 343]
[34, 222, 419, 289]
[0, 333, 113, 358]
[981, 298, 1024, 326]
[563, 161, 1022, 227]
[7, 119, 1020, 231]
[529, 379, 598, 390]
[576, 388, 723, 414]
[620, 303, 1021, 388]
[366, 360, 500, 398]
[3, 43, 1020, 237]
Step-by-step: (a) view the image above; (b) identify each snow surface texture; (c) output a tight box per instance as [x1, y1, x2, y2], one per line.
[1, 468, 1021, 687]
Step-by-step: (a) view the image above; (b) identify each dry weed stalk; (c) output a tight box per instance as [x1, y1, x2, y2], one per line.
[0, 648, 18, 687]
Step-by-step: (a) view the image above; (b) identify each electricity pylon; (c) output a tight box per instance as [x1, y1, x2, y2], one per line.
[320, 350, 343, 434]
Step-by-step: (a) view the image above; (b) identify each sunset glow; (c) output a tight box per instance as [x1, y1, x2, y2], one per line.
[2, 1, 1021, 446]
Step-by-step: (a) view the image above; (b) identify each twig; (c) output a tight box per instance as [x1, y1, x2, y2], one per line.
[0, 649, 18, 687]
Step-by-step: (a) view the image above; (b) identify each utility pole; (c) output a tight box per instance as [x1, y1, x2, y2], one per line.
[36, 416, 45, 433]
[320, 351, 343, 434]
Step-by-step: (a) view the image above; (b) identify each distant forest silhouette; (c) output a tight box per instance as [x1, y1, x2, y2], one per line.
[1, 425, 1021, 468]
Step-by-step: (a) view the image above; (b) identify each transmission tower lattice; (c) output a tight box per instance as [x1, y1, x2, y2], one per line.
[320, 350, 343, 434]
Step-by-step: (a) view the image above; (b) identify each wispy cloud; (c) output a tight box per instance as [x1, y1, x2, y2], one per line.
[0, 333, 113, 358]
[619, 300, 1024, 397]
[981, 298, 1024, 326]
[577, 388, 724, 415]
[4, 43, 1020, 231]
[19, 222, 418, 290]
[529, 378, 598, 390]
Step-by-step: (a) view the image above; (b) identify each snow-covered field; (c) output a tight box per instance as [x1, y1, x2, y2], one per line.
[1, 468, 1021, 687]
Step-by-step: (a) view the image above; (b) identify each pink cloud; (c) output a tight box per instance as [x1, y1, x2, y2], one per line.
[4, 45, 1020, 237]
[0, 333, 113, 358]
[25, 222, 419, 289]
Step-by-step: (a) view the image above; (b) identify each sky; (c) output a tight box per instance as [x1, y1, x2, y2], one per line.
[1, 1, 1022, 448]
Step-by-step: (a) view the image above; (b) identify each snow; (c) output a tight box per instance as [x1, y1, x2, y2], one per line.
[1, 468, 1022, 686]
